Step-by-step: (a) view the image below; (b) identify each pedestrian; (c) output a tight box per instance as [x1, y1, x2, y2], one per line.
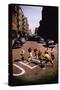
[50, 46, 55, 60]
[34, 48, 38, 59]
[20, 49, 25, 61]
[28, 48, 33, 62]
[38, 49, 42, 64]
[42, 51, 53, 65]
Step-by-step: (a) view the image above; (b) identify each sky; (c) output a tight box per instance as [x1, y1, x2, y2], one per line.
[20, 5, 43, 34]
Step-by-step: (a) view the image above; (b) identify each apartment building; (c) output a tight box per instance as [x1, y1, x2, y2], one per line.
[9, 4, 29, 38]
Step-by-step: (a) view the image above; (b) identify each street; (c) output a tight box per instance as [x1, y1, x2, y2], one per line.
[12, 41, 58, 83]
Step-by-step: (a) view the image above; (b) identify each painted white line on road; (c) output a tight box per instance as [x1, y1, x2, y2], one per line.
[19, 61, 38, 69]
[13, 64, 25, 76]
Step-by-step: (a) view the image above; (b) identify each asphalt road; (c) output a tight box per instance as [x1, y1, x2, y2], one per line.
[12, 41, 58, 84]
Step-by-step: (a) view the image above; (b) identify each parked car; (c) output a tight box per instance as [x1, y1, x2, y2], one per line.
[34, 35, 40, 41]
[27, 35, 32, 41]
[24, 34, 29, 41]
[33, 35, 45, 43]
[28, 35, 45, 43]
[38, 37, 45, 43]
[28, 35, 34, 41]
[46, 39, 54, 45]
[20, 37, 26, 44]
[44, 39, 55, 48]
[24, 36, 28, 41]
[12, 39, 22, 48]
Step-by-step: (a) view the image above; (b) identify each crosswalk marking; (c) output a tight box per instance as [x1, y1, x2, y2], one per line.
[13, 64, 25, 76]
[19, 61, 38, 69]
